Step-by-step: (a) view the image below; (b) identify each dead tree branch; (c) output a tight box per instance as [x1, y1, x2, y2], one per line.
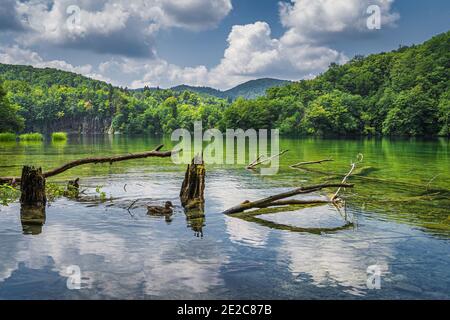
[0, 145, 180, 184]
[290, 158, 333, 168]
[222, 183, 353, 214]
[247, 155, 264, 168]
[246, 150, 289, 169]
[331, 153, 363, 202]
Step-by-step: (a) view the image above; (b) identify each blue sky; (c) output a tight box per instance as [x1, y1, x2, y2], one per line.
[0, 0, 449, 90]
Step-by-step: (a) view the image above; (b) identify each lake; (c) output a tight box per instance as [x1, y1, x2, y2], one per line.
[0, 136, 449, 299]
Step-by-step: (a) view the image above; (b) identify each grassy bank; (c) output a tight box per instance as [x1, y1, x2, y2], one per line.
[0, 133, 17, 141]
[19, 132, 43, 141]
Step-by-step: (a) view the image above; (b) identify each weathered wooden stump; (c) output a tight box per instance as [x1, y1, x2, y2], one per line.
[65, 178, 80, 198]
[20, 166, 47, 235]
[20, 166, 47, 208]
[180, 155, 205, 214]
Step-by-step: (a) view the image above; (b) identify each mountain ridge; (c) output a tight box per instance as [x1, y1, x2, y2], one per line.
[170, 78, 291, 100]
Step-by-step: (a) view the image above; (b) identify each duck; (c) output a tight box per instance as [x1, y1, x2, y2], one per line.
[147, 201, 174, 215]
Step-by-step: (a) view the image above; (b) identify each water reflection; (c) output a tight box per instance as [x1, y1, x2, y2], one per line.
[278, 231, 390, 296]
[0, 136, 449, 299]
[185, 212, 205, 238]
[225, 216, 270, 248]
[20, 207, 46, 235]
[0, 208, 228, 299]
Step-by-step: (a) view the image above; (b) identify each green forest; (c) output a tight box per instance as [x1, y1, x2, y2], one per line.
[0, 31, 449, 137]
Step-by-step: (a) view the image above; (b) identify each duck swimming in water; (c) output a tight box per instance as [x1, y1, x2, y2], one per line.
[147, 201, 174, 215]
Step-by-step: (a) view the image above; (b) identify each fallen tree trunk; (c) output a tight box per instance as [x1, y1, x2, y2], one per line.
[0, 145, 179, 184]
[290, 158, 333, 168]
[222, 183, 353, 214]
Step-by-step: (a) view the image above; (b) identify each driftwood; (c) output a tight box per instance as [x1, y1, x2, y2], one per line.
[246, 150, 289, 169]
[290, 158, 333, 168]
[222, 183, 353, 214]
[180, 155, 205, 214]
[0, 145, 179, 184]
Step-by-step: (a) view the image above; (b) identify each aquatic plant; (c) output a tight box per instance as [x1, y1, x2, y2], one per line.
[0, 184, 20, 206]
[95, 185, 107, 202]
[51, 132, 68, 141]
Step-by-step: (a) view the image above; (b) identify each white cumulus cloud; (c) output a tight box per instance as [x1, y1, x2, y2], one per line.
[119, 21, 347, 89]
[279, 0, 399, 44]
[12, 0, 232, 57]
[0, 0, 400, 89]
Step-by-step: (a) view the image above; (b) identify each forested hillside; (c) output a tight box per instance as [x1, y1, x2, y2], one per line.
[248, 31, 449, 136]
[0, 31, 448, 136]
[0, 64, 228, 134]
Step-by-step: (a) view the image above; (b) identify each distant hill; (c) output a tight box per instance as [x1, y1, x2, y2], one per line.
[224, 78, 291, 99]
[170, 78, 291, 100]
[0, 63, 290, 101]
[0, 63, 110, 89]
[171, 84, 224, 98]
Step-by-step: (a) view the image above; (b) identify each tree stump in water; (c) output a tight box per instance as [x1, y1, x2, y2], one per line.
[180, 155, 205, 214]
[20, 166, 47, 235]
[20, 166, 47, 208]
[65, 178, 80, 198]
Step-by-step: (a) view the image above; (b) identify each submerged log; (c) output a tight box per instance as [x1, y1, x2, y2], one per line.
[223, 183, 353, 215]
[0, 145, 180, 184]
[20, 166, 47, 235]
[180, 155, 205, 213]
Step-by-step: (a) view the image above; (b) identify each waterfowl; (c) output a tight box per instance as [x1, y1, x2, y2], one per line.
[147, 201, 174, 215]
